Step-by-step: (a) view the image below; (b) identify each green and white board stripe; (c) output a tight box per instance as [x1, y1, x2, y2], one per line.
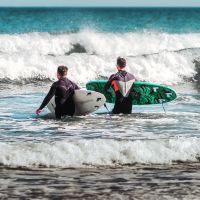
[86, 80, 177, 105]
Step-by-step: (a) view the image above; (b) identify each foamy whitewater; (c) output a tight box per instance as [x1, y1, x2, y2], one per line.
[0, 31, 199, 84]
[0, 7, 200, 199]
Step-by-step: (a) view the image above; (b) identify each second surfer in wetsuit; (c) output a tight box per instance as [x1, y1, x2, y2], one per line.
[36, 66, 79, 119]
[105, 57, 136, 114]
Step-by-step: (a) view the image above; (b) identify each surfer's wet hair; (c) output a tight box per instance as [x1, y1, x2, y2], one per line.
[57, 65, 68, 77]
[117, 57, 126, 68]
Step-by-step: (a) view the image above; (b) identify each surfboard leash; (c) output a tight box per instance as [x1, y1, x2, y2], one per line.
[161, 101, 166, 114]
[104, 103, 112, 118]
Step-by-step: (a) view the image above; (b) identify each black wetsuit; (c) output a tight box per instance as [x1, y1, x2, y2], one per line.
[39, 78, 79, 118]
[105, 70, 136, 114]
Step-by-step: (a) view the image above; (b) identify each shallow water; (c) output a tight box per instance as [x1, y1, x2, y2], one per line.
[0, 83, 199, 198]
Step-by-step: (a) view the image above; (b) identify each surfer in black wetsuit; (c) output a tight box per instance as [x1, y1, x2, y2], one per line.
[36, 66, 79, 119]
[105, 57, 136, 114]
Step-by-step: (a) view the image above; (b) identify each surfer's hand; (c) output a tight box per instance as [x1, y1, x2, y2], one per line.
[36, 109, 42, 115]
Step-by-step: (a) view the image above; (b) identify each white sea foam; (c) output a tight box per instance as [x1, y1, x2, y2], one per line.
[0, 138, 200, 168]
[0, 30, 199, 84]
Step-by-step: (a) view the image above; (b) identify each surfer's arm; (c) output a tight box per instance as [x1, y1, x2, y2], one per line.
[38, 84, 56, 110]
[104, 81, 111, 91]
[74, 82, 80, 90]
[105, 74, 115, 92]
[69, 80, 80, 90]
[133, 75, 138, 82]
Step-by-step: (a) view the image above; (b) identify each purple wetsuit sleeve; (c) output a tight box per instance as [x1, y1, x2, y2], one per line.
[70, 80, 80, 90]
[135, 77, 138, 81]
[39, 84, 56, 110]
[133, 75, 137, 82]
[74, 82, 80, 90]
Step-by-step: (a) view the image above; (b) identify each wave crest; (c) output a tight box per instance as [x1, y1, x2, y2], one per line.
[0, 138, 200, 168]
[0, 30, 199, 85]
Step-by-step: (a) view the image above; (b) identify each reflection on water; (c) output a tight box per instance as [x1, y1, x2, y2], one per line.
[0, 83, 200, 199]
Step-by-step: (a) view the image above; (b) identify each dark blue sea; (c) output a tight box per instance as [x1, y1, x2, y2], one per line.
[0, 7, 200, 199]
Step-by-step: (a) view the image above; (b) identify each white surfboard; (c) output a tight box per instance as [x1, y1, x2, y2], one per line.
[47, 90, 106, 116]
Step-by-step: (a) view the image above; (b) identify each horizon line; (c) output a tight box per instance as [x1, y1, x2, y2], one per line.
[0, 6, 200, 8]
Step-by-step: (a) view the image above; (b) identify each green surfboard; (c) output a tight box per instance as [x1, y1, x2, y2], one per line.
[86, 80, 177, 105]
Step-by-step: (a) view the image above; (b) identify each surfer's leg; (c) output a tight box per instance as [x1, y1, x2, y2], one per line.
[55, 107, 62, 119]
[55, 113, 62, 119]
[113, 95, 132, 114]
[62, 97, 75, 116]
[112, 100, 121, 114]
[121, 96, 132, 114]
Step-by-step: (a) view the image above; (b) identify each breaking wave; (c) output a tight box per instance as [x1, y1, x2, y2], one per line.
[0, 30, 199, 85]
[0, 138, 200, 168]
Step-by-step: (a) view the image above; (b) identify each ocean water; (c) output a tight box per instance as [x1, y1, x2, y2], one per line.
[0, 7, 200, 199]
